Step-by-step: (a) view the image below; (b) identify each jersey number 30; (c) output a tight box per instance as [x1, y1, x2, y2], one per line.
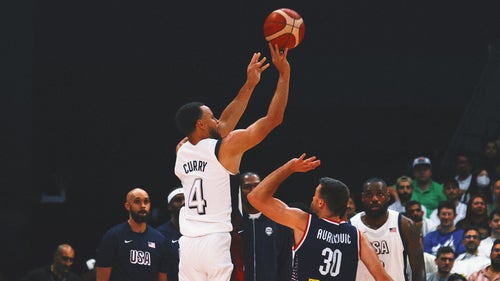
[187, 178, 207, 214]
[319, 248, 342, 277]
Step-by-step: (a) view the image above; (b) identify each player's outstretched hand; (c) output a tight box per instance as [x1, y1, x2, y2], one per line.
[288, 153, 320, 173]
[269, 43, 290, 75]
[246, 52, 270, 86]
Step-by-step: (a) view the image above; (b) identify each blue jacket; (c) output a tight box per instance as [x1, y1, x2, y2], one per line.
[241, 213, 293, 281]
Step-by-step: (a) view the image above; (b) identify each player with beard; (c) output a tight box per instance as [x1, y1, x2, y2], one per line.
[247, 154, 394, 281]
[174, 43, 291, 281]
[468, 238, 500, 280]
[96, 188, 168, 281]
[350, 177, 425, 281]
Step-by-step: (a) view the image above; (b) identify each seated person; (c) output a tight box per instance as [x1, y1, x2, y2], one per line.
[423, 201, 466, 257]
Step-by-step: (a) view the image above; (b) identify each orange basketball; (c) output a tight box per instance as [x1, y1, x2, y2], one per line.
[263, 8, 305, 50]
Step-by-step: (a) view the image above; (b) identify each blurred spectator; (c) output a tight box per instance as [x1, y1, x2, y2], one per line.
[451, 227, 490, 278]
[477, 137, 499, 176]
[426, 246, 455, 281]
[411, 156, 446, 218]
[405, 200, 439, 277]
[429, 179, 467, 226]
[156, 187, 184, 281]
[405, 200, 438, 237]
[389, 175, 427, 215]
[468, 239, 500, 280]
[470, 169, 494, 208]
[452, 152, 476, 203]
[346, 195, 358, 219]
[456, 194, 491, 240]
[488, 179, 500, 214]
[478, 207, 500, 257]
[21, 243, 82, 281]
[424, 252, 438, 277]
[423, 201, 466, 257]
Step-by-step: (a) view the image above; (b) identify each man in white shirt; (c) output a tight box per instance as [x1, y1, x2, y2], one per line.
[429, 179, 467, 226]
[453, 152, 475, 203]
[426, 246, 455, 281]
[405, 200, 437, 237]
[478, 207, 500, 256]
[451, 227, 490, 278]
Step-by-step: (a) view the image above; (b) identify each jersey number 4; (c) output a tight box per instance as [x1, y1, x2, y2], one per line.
[187, 178, 207, 214]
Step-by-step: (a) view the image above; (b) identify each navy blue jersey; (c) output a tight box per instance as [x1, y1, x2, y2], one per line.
[241, 213, 293, 281]
[156, 220, 181, 281]
[96, 221, 168, 281]
[292, 214, 360, 281]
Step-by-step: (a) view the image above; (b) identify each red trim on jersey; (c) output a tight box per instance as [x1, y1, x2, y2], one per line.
[321, 217, 346, 224]
[293, 213, 311, 251]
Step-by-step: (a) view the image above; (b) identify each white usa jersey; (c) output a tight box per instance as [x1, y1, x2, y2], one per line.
[349, 209, 408, 281]
[175, 138, 234, 237]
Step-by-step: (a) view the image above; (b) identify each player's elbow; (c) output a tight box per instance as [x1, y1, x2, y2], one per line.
[247, 191, 261, 209]
[267, 115, 284, 128]
[275, 115, 284, 126]
[247, 191, 256, 204]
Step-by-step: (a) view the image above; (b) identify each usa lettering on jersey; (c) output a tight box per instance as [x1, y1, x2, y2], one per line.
[129, 250, 151, 266]
[370, 240, 390, 255]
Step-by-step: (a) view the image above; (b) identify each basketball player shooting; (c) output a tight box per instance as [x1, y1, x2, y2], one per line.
[173, 42, 291, 281]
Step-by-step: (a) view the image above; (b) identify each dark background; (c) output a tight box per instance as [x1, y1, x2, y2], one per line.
[4, 0, 500, 280]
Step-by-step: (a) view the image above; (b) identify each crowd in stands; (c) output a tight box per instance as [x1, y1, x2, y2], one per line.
[383, 135, 500, 280]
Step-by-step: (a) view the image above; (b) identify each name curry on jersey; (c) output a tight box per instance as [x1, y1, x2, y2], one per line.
[181, 160, 208, 174]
